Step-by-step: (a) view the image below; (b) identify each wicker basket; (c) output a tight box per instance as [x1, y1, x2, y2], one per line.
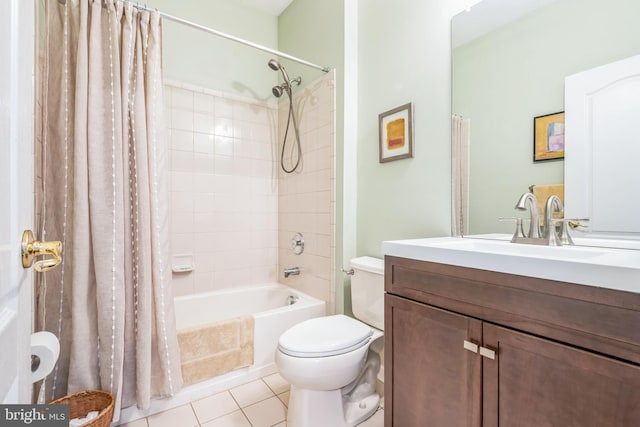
[51, 390, 114, 427]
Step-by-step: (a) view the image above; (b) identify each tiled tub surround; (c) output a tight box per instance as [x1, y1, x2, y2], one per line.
[166, 74, 337, 315]
[277, 72, 337, 314]
[166, 82, 280, 295]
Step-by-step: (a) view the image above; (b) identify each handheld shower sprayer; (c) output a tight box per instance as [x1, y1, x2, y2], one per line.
[268, 58, 282, 71]
[268, 59, 303, 173]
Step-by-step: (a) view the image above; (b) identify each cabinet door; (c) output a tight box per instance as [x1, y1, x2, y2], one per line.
[483, 324, 640, 427]
[384, 294, 482, 427]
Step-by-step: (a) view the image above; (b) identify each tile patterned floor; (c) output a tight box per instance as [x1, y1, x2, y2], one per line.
[120, 373, 384, 427]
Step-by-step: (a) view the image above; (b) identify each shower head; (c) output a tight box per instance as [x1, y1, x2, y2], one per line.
[272, 84, 285, 98]
[268, 59, 281, 71]
[271, 77, 302, 98]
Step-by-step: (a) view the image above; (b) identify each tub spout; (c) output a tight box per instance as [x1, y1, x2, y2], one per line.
[283, 267, 300, 278]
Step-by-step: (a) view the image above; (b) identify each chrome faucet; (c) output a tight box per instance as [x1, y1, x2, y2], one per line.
[514, 192, 541, 238]
[283, 267, 300, 278]
[509, 192, 582, 246]
[543, 195, 564, 245]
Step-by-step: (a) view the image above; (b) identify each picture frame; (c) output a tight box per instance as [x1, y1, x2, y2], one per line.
[533, 111, 565, 162]
[379, 102, 413, 163]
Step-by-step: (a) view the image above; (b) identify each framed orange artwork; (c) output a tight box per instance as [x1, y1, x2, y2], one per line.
[379, 102, 413, 163]
[534, 111, 565, 162]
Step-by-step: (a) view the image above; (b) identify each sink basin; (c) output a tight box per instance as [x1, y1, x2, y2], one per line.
[382, 236, 640, 294]
[427, 238, 610, 261]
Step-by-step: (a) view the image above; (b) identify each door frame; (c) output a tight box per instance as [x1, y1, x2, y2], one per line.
[0, 0, 36, 404]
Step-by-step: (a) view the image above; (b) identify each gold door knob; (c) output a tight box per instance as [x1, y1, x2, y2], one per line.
[21, 230, 62, 272]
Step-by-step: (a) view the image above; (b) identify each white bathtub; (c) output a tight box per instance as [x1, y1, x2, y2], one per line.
[174, 283, 326, 368]
[117, 283, 325, 425]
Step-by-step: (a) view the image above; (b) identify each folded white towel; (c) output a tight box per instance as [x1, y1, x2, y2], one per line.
[69, 410, 100, 427]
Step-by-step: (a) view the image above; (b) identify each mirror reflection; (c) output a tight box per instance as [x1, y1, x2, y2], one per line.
[452, 0, 640, 240]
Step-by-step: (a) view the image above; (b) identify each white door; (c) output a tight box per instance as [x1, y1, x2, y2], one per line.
[564, 54, 640, 240]
[0, 0, 35, 404]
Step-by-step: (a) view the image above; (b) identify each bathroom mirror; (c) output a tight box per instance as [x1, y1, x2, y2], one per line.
[452, 0, 640, 243]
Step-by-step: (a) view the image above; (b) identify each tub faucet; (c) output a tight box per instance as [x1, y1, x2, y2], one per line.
[514, 192, 541, 238]
[284, 267, 300, 278]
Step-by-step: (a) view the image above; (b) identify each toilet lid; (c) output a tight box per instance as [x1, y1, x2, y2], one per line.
[278, 314, 373, 358]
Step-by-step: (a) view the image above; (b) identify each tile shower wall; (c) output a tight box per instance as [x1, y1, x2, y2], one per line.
[278, 72, 336, 314]
[167, 82, 279, 296]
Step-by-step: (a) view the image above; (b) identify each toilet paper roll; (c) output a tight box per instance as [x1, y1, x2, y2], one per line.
[30, 331, 60, 383]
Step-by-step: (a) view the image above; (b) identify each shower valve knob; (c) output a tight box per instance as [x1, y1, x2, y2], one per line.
[290, 232, 304, 255]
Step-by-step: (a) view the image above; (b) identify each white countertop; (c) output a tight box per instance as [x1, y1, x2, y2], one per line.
[382, 235, 640, 295]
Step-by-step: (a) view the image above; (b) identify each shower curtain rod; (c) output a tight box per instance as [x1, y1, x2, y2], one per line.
[124, 1, 331, 73]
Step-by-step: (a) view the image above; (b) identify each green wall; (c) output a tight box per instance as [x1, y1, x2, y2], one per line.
[356, 0, 469, 257]
[279, 0, 473, 310]
[278, 0, 347, 312]
[146, 0, 278, 100]
[453, 0, 640, 234]
[278, 0, 342, 86]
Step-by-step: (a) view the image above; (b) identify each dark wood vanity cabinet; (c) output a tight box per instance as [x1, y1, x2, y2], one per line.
[384, 256, 640, 427]
[483, 324, 640, 426]
[385, 294, 482, 426]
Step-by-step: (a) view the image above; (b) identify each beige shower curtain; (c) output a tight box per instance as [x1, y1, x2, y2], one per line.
[452, 115, 470, 236]
[38, 0, 182, 419]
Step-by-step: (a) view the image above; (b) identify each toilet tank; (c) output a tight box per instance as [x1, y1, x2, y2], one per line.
[350, 256, 384, 331]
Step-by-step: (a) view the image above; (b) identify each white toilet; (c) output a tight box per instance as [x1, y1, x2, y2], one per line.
[276, 256, 384, 427]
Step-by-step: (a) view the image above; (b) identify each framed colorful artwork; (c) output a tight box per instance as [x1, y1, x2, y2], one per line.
[533, 111, 565, 162]
[379, 103, 413, 163]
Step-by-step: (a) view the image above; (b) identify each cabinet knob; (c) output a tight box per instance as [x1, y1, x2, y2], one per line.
[479, 346, 496, 360]
[463, 340, 479, 353]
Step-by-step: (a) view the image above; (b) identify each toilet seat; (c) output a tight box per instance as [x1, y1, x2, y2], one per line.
[278, 314, 373, 358]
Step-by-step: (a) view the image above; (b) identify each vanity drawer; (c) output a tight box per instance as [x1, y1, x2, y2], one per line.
[385, 255, 640, 365]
